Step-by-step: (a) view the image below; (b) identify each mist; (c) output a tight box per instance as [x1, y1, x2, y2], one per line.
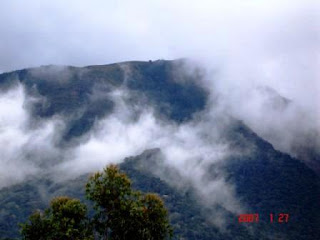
[0, 80, 244, 224]
[0, 0, 318, 157]
[0, 0, 318, 229]
[0, 85, 61, 188]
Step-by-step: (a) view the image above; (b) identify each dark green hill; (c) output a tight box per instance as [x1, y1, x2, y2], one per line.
[0, 155, 250, 240]
[1, 139, 319, 239]
[0, 60, 319, 239]
[0, 60, 207, 143]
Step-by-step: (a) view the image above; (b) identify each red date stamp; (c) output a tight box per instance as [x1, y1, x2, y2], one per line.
[238, 213, 259, 223]
[238, 213, 289, 223]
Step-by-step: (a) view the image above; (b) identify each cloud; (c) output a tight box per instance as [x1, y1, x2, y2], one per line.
[0, 0, 318, 229]
[51, 87, 243, 218]
[0, 85, 240, 228]
[0, 85, 35, 188]
[1, 0, 317, 142]
[0, 85, 60, 188]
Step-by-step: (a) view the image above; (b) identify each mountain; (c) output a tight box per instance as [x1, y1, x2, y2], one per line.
[0, 60, 319, 239]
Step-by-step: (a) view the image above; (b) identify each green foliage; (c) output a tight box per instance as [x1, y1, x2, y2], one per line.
[20, 211, 49, 240]
[138, 193, 173, 240]
[86, 165, 132, 213]
[20, 166, 172, 240]
[20, 196, 93, 240]
[86, 165, 173, 240]
[7, 141, 320, 240]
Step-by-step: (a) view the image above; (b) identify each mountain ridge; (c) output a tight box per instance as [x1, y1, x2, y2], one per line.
[0, 59, 318, 239]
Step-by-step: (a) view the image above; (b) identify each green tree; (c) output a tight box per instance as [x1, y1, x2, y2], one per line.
[20, 165, 172, 240]
[86, 165, 173, 240]
[20, 196, 93, 240]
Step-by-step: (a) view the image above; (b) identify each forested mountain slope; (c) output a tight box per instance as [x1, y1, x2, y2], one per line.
[0, 60, 318, 239]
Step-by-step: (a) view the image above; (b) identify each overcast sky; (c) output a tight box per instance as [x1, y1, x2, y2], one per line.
[0, 0, 318, 73]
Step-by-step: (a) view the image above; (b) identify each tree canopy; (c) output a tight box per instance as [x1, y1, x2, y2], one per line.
[20, 196, 93, 240]
[20, 165, 172, 240]
[86, 165, 172, 240]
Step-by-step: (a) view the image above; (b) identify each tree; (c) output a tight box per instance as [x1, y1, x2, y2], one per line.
[86, 165, 173, 240]
[20, 165, 172, 240]
[20, 210, 50, 240]
[20, 196, 93, 240]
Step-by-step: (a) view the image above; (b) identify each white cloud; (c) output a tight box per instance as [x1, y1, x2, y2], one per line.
[49, 87, 242, 216]
[0, 0, 318, 224]
[0, 84, 67, 188]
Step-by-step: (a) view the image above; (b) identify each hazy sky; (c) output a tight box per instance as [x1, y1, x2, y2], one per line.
[0, 0, 318, 72]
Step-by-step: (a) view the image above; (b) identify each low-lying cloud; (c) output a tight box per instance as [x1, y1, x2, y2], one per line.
[0, 85, 60, 188]
[0, 82, 244, 222]
[52, 87, 243, 216]
[0, 0, 318, 230]
[0, 1, 318, 156]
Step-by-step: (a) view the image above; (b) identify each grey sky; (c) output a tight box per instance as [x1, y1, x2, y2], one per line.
[0, 0, 318, 72]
